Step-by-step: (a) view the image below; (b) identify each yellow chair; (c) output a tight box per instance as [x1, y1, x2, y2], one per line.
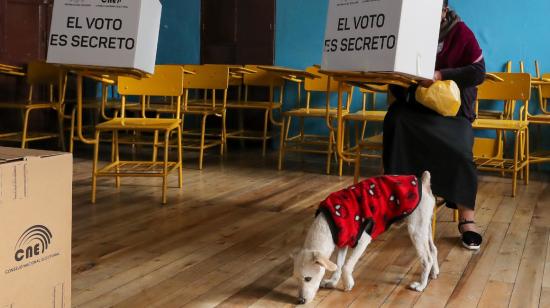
[278, 66, 353, 175]
[472, 72, 532, 197]
[474, 62, 519, 161]
[477, 60, 513, 120]
[346, 85, 389, 182]
[528, 72, 550, 165]
[0, 61, 67, 148]
[91, 65, 184, 205]
[67, 74, 123, 153]
[181, 64, 230, 170]
[226, 65, 285, 156]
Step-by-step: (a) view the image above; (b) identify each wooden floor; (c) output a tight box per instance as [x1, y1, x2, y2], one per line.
[71, 149, 550, 308]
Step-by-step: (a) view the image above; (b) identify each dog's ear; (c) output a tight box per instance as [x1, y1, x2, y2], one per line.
[312, 251, 337, 272]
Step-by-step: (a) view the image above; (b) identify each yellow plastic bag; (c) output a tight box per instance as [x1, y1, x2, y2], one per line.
[415, 80, 461, 117]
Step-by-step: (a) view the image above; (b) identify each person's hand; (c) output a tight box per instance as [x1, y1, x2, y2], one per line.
[419, 79, 434, 88]
[419, 71, 442, 88]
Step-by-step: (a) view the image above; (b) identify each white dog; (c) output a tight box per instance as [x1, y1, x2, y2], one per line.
[292, 171, 438, 305]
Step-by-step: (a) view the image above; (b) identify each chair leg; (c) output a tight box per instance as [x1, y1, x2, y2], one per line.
[162, 130, 170, 205]
[221, 111, 227, 155]
[525, 128, 530, 185]
[262, 109, 269, 157]
[177, 126, 183, 189]
[354, 145, 361, 184]
[114, 130, 121, 188]
[512, 130, 519, 197]
[278, 117, 289, 171]
[519, 130, 525, 181]
[91, 130, 100, 204]
[361, 120, 367, 141]
[70, 107, 76, 153]
[326, 129, 333, 175]
[199, 115, 207, 170]
[57, 106, 66, 151]
[21, 109, 31, 149]
[152, 116, 160, 163]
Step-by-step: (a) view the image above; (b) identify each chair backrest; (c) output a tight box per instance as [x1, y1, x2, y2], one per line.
[117, 65, 184, 119]
[304, 66, 351, 93]
[477, 73, 531, 101]
[118, 65, 184, 97]
[182, 65, 229, 90]
[243, 65, 284, 87]
[477, 72, 531, 121]
[26, 61, 64, 86]
[204, 64, 243, 86]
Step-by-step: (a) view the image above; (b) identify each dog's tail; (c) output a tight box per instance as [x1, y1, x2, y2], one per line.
[421, 171, 431, 190]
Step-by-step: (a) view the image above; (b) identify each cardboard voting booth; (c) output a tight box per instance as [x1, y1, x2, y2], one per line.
[47, 0, 162, 74]
[321, 0, 443, 79]
[0, 147, 72, 308]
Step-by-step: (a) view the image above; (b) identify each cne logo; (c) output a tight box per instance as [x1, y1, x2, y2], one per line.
[14, 225, 53, 262]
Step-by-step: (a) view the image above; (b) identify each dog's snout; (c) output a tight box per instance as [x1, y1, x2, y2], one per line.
[297, 297, 306, 305]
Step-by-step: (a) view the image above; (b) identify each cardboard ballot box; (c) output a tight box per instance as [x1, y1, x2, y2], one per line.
[0, 147, 72, 308]
[47, 0, 162, 74]
[321, 0, 443, 79]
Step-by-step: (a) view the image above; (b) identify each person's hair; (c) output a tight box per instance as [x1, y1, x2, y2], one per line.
[443, 0, 449, 8]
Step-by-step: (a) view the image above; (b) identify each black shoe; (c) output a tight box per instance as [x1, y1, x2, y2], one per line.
[458, 220, 482, 250]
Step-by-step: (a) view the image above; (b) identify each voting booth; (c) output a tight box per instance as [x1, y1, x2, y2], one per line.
[321, 0, 443, 79]
[47, 0, 162, 74]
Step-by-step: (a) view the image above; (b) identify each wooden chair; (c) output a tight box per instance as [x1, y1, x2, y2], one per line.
[528, 72, 550, 165]
[181, 64, 230, 169]
[472, 73, 532, 197]
[92, 65, 184, 205]
[278, 66, 353, 175]
[474, 62, 518, 161]
[67, 74, 123, 153]
[347, 85, 388, 182]
[226, 65, 285, 156]
[0, 61, 67, 148]
[477, 60, 513, 120]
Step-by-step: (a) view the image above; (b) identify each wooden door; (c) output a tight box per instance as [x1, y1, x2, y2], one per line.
[0, 0, 53, 66]
[201, 0, 275, 65]
[0, 0, 54, 132]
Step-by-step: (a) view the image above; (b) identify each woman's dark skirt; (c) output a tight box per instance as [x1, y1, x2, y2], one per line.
[383, 100, 478, 210]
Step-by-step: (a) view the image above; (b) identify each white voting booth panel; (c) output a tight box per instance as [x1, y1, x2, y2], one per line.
[47, 0, 162, 74]
[321, 0, 443, 79]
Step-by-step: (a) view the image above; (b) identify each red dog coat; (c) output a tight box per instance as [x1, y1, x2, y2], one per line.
[317, 175, 422, 248]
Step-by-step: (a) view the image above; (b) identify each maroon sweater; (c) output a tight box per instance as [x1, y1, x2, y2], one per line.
[317, 175, 422, 248]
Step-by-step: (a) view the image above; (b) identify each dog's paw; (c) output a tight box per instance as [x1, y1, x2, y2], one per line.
[343, 276, 355, 291]
[409, 281, 426, 292]
[430, 265, 440, 279]
[320, 279, 338, 289]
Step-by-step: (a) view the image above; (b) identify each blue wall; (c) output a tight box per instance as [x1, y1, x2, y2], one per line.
[156, 0, 201, 64]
